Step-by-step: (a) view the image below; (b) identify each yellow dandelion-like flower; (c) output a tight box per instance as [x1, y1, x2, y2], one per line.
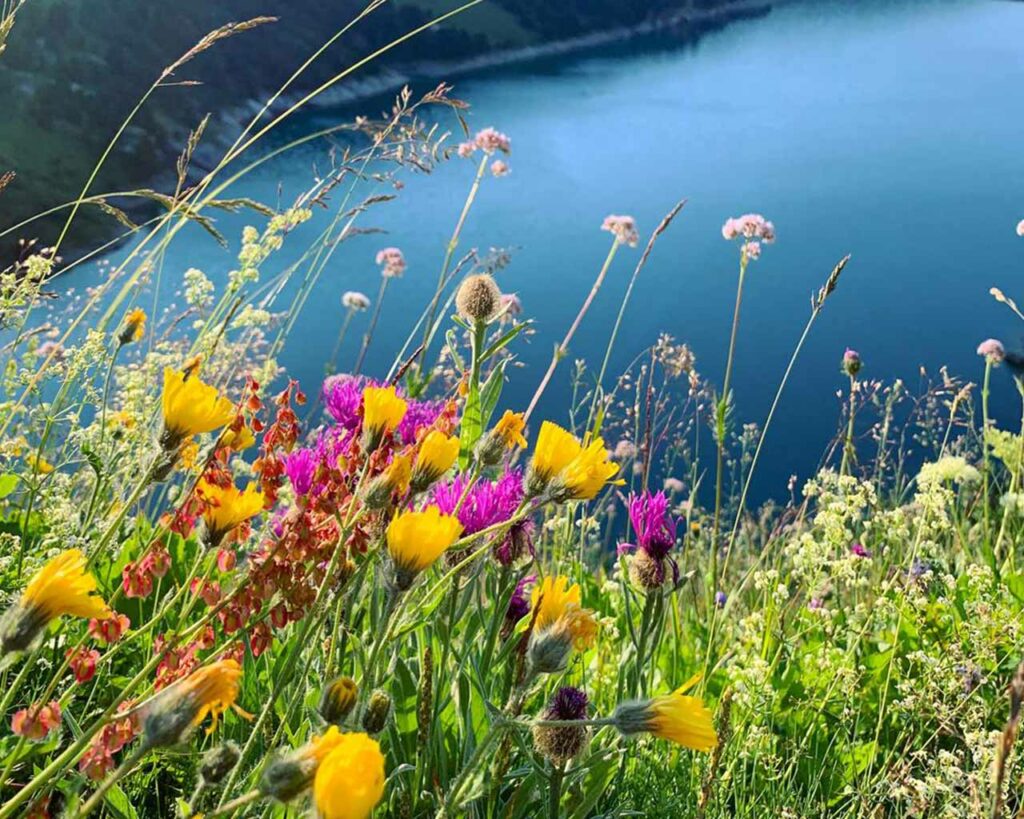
[411, 430, 459, 491]
[144, 660, 246, 748]
[220, 425, 255, 451]
[527, 576, 597, 673]
[313, 733, 386, 819]
[531, 575, 582, 632]
[386, 506, 463, 586]
[611, 674, 717, 753]
[361, 385, 407, 450]
[527, 421, 622, 501]
[28, 454, 54, 474]
[530, 422, 582, 485]
[119, 308, 147, 344]
[197, 479, 265, 546]
[161, 368, 235, 442]
[494, 410, 527, 449]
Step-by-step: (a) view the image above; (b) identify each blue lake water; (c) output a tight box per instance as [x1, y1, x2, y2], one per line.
[77, 0, 1024, 501]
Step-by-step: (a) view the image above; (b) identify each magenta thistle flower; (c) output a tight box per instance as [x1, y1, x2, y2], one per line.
[842, 348, 862, 377]
[432, 471, 523, 536]
[283, 448, 318, 496]
[850, 542, 871, 558]
[322, 374, 367, 429]
[506, 574, 535, 624]
[397, 398, 445, 446]
[548, 686, 589, 720]
[619, 491, 679, 586]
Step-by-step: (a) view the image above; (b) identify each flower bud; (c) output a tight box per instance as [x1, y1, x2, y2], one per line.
[361, 690, 392, 735]
[841, 348, 862, 378]
[455, 274, 501, 324]
[319, 677, 358, 725]
[527, 627, 574, 676]
[628, 550, 666, 591]
[200, 741, 241, 785]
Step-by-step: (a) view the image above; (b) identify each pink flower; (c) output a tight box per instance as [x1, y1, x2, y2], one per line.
[850, 542, 871, 558]
[601, 214, 639, 247]
[67, 647, 101, 683]
[12, 701, 62, 741]
[499, 293, 522, 318]
[1016, 219, 1024, 237]
[722, 213, 776, 247]
[491, 159, 510, 177]
[375, 247, 406, 278]
[88, 612, 130, 645]
[457, 141, 476, 158]
[742, 241, 761, 260]
[473, 127, 511, 155]
[977, 338, 1005, 364]
[663, 477, 685, 494]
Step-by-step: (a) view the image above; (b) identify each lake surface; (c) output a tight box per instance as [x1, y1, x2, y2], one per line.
[79, 0, 1024, 501]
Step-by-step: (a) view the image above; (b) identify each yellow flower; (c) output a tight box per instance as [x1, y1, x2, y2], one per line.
[494, 410, 527, 449]
[24, 549, 111, 621]
[611, 674, 717, 753]
[386, 506, 463, 587]
[411, 430, 459, 491]
[527, 422, 621, 500]
[144, 660, 245, 747]
[384, 453, 412, 496]
[220, 425, 255, 451]
[120, 308, 147, 344]
[108, 410, 135, 430]
[306, 725, 347, 763]
[361, 385, 407, 450]
[314, 733, 386, 819]
[530, 575, 597, 649]
[198, 479, 265, 546]
[161, 368, 235, 443]
[28, 454, 54, 474]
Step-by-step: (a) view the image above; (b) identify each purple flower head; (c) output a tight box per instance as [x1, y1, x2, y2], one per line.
[850, 542, 871, 559]
[494, 518, 535, 567]
[842, 348, 862, 378]
[620, 491, 677, 561]
[398, 398, 445, 446]
[322, 374, 369, 430]
[432, 471, 523, 536]
[714, 590, 727, 609]
[808, 597, 823, 611]
[548, 686, 589, 721]
[506, 574, 535, 623]
[283, 448, 318, 496]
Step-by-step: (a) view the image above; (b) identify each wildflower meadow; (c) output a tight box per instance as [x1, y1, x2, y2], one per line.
[2, 7, 1024, 819]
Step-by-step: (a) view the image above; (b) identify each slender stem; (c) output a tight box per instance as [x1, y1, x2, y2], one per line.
[839, 374, 858, 476]
[204, 789, 263, 818]
[354, 277, 389, 374]
[75, 745, 149, 818]
[982, 359, 993, 539]
[549, 762, 565, 819]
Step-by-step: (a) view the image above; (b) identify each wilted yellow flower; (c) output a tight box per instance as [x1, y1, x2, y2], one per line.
[527, 421, 621, 501]
[1, 550, 111, 654]
[531, 576, 597, 648]
[410, 430, 459, 492]
[119, 308, 147, 345]
[494, 410, 527, 449]
[386, 506, 463, 590]
[143, 659, 245, 747]
[161, 368, 235, 445]
[313, 733, 386, 819]
[361, 385, 407, 451]
[611, 674, 717, 752]
[197, 479, 265, 547]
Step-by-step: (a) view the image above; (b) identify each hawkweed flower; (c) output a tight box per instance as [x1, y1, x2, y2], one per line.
[117, 308, 146, 346]
[410, 430, 459, 493]
[619, 491, 679, 590]
[342, 290, 371, 311]
[476, 409, 527, 466]
[526, 421, 622, 502]
[260, 726, 346, 803]
[319, 677, 358, 725]
[221, 424, 256, 451]
[386, 506, 463, 591]
[841, 348, 862, 378]
[978, 338, 1006, 365]
[611, 674, 717, 752]
[142, 659, 244, 749]
[200, 741, 241, 786]
[362, 453, 412, 509]
[160, 367, 235, 452]
[1, 549, 111, 655]
[197, 478, 265, 549]
[528, 576, 597, 674]
[455, 273, 502, 324]
[601, 214, 639, 247]
[532, 686, 590, 765]
[361, 690, 392, 735]
[313, 732, 386, 819]
[361, 385, 407, 452]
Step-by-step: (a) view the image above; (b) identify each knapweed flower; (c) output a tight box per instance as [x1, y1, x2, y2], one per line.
[118, 308, 146, 345]
[977, 338, 1006, 365]
[260, 726, 347, 803]
[849, 542, 871, 558]
[283, 448, 319, 497]
[526, 421, 622, 502]
[319, 677, 358, 725]
[528, 576, 597, 674]
[455, 273, 502, 323]
[375, 247, 406, 277]
[533, 686, 590, 765]
[619, 491, 679, 590]
[841, 348, 862, 378]
[197, 478, 265, 548]
[386, 506, 463, 590]
[505, 574, 535, 630]
[160, 367, 235, 449]
[1, 550, 111, 655]
[12, 701, 62, 741]
[313, 733, 386, 819]
[601, 214, 639, 247]
[477, 409, 527, 466]
[410, 430, 460, 493]
[611, 675, 717, 752]
[142, 659, 244, 748]
[473, 126, 511, 155]
[432, 471, 523, 537]
[361, 385, 407, 452]
[342, 290, 371, 311]
[362, 453, 412, 509]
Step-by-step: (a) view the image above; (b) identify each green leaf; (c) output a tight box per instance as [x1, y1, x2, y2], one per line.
[102, 784, 140, 819]
[0, 473, 18, 499]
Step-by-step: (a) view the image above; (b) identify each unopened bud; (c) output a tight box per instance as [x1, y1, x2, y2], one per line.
[361, 689, 392, 735]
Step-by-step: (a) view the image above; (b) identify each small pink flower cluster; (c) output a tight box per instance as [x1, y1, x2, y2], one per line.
[601, 214, 639, 247]
[491, 159, 510, 178]
[121, 542, 171, 599]
[78, 705, 141, 781]
[461, 126, 511, 156]
[977, 338, 1005, 364]
[11, 701, 62, 741]
[722, 213, 776, 262]
[375, 247, 406, 278]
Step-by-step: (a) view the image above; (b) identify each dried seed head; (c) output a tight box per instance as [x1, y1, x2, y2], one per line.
[200, 741, 241, 785]
[456, 274, 501, 324]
